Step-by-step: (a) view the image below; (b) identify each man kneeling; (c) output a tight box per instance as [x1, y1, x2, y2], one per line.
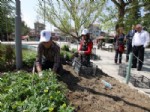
[35, 30, 62, 77]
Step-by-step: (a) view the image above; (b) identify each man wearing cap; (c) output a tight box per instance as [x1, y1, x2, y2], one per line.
[132, 24, 150, 71]
[78, 29, 93, 66]
[35, 30, 62, 76]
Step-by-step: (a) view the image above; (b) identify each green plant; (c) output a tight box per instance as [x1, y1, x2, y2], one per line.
[5, 45, 15, 65]
[60, 50, 73, 61]
[61, 45, 70, 51]
[0, 44, 5, 62]
[0, 71, 74, 112]
[0, 44, 15, 71]
[22, 50, 36, 67]
[70, 48, 77, 53]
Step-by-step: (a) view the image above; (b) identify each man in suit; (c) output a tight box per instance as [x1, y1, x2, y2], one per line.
[132, 24, 150, 71]
[125, 25, 136, 62]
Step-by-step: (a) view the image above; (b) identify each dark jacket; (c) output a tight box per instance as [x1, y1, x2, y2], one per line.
[126, 30, 136, 44]
[114, 33, 125, 52]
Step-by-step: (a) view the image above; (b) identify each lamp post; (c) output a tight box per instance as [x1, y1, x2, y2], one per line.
[15, 0, 22, 69]
[42, 0, 46, 28]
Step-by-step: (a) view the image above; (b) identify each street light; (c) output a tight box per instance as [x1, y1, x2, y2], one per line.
[42, 0, 46, 28]
[15, 0, 22, 69]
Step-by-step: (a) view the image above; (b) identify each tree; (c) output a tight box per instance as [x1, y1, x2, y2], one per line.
[37, 0, 107, 39]
[0, 0, 15, 41]
[111, 0, 133, 26]
[111, 0, 148, 30]
[98, 5, 118, 32]
[124, 0, 141, 33]
[142, 1, 150, 32]
[21, 21, 30, 36]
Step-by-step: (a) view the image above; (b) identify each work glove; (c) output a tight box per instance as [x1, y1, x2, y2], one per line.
[38, 71, 43, 78]
[79, 51, 84, 55]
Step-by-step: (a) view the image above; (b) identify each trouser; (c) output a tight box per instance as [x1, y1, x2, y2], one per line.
[115, 49, 122, 63]
[126, 43, 132, 62]
[132, 45, 144, 69]
[41, 59, 62, 73]
[80, 54, 91, 66]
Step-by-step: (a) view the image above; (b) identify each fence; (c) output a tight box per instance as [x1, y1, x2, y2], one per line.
[118, 53, 150, 89]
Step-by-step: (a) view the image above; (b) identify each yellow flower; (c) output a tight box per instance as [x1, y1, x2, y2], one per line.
[57, 91, 60, 94]
[44, 89, 48, 93]
[50, 96, 53, 100]
[62, 103, 66, 108]
[49, 107, 54, 112]
[0, 102, 2, 106]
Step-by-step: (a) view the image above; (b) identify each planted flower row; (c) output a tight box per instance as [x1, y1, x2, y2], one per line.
[0, 70, 74, 112]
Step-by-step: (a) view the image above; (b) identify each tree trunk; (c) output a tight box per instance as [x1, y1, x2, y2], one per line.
[118, 6, 125, 24]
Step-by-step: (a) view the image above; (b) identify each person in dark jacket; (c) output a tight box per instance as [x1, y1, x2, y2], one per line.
[125, 25, 136, 62]
[114, 27, 125, 64]
[35, 30, 62, 77]
[78, 29, 93, 66]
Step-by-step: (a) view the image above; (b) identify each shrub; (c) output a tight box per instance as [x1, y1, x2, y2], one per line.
[22, 49, 36, 67]
[0, 71, 74, 112]
[70, 48, 77, 53]
[0, 44, 15, 71]
[61, 45, 70, 51]
[60, 50, 73, 61]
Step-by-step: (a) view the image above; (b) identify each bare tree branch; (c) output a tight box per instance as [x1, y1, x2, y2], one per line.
[111, 0, 120, 7]
[37, 0, 107, 39]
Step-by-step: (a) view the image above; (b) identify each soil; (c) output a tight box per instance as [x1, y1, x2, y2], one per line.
[58, 64, 150, 112]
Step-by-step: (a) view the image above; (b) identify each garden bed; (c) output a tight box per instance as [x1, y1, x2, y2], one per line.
[1, 44, 150, 112]
[59, 64, 150, 112]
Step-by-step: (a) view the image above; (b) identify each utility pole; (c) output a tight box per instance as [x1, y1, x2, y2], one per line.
[15, 0, 22, 69]
[42, 0, 46, 28]
[126, 53, 133, 84]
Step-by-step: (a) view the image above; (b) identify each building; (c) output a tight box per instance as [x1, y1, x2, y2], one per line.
[34, 22, 45, 35]
[88, 24, 101, 39]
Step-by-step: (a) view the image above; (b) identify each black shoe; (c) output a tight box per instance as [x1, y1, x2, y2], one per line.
[137, 67, 142, 71]
[137, 68, 141, 71]
[132, 65, 136, 68]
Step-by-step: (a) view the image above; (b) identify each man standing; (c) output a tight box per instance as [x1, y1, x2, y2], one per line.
[132, 24, 150, 71]
[125, 25, 136, 62]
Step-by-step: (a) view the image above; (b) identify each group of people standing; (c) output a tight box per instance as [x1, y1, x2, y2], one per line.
[114, 24, 150, 71]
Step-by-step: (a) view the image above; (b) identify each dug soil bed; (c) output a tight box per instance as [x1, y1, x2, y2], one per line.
[59, 65, 150, 112]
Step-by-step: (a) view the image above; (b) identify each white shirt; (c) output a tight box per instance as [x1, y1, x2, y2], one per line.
[132, 30, 150, 48]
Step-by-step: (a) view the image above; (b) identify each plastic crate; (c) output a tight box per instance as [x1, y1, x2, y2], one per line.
[73, 60, 97, 75]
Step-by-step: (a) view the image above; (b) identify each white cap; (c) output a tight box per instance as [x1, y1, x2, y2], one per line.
[40, 30, 51, 42]
[81, 29, 89, 35]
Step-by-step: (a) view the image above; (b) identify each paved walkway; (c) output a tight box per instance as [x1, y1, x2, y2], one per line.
[91, 48, 150, 96]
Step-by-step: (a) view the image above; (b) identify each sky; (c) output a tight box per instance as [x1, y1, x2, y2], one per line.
[18, 0, 112, 31]
[13, 0, 53, 30]
[13, 0, 144, 32]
